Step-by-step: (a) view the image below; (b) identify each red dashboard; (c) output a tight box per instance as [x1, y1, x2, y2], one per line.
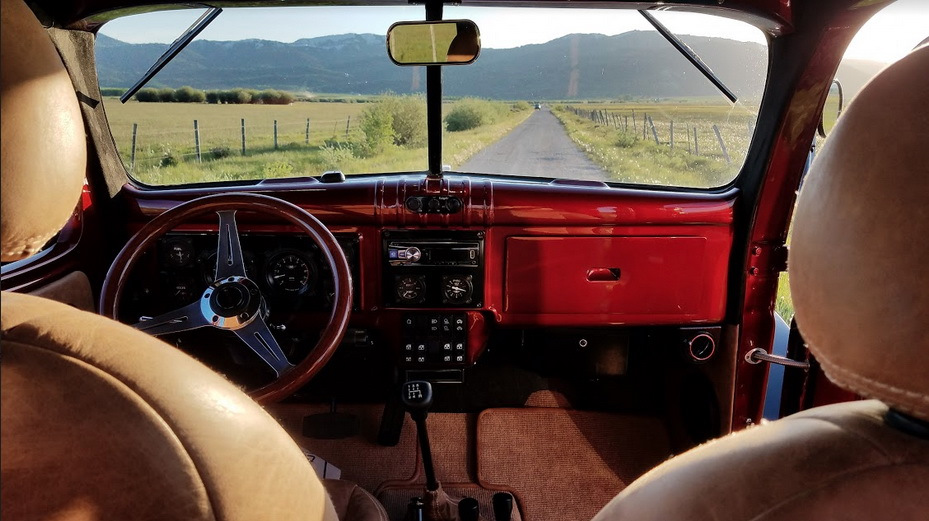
[121, 174, 736, 372]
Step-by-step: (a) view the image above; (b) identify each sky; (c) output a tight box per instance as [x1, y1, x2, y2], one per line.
[100, 1, 928, 64]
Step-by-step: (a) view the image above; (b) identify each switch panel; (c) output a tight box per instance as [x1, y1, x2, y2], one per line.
[400, 313, 467, 366]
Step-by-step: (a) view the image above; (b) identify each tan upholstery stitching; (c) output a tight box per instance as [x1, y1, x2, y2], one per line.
[813, 346, 929, 418]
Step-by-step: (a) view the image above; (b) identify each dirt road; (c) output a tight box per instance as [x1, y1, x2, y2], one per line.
[457, 108, 609, 181]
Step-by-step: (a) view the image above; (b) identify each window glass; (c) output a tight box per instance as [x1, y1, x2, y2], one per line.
[96, 6, 767, 187]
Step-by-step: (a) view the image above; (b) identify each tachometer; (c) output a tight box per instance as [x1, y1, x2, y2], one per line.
[266, 252, 314, 294]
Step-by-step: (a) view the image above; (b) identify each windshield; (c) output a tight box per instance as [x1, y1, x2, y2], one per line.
[96, 6, 767, 188]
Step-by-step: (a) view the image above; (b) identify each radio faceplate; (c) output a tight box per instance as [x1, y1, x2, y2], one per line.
[382, 230, 484, 308]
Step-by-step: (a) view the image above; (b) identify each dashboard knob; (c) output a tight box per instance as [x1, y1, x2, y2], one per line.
[406, 197, 423, 212]
[405, 247, 422, 263]
[446, 197, 462, 213]
[427, 197, 441, 211]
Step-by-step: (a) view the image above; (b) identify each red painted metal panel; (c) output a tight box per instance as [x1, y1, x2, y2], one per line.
[504, 236, 724, 321]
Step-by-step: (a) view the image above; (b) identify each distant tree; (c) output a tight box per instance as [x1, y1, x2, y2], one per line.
[156, 88, 175, 102]
[134, 88, 159, 102]
[174, 86, 205, 103]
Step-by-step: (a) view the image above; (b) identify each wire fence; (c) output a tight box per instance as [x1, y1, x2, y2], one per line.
[565, 105, 756, 165]
[122, 116, 363, 172]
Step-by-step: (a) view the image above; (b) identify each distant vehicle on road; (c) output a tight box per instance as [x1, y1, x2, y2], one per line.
[534, 102, 542, 109]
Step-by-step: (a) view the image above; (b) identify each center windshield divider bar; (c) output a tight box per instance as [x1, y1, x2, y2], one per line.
[638, 10, 737, 104]
[426, 0, 443, 178]
[120, 6, 223, 104]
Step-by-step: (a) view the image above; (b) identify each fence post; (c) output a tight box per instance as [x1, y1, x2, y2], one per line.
[670, 120, 674, 150]
[306, 118, 311, 145]
[193, 120, 201, 163]
[273, 120, 279, 150]
[713, 125, 731, 164]
[643, 113, 648, 140]
[130, 123, 137, 171]
[345, 116, 351, 137]
[693, 127, 699, 155]
[624, 115, 629, 132]
[648, 116, 659, 145]
[241, 118, 246, 156]
[631, 110, 637, 134]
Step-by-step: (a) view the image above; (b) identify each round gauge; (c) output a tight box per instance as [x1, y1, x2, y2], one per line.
[163, 238, 193, 267]
[442, 275, 473, 305]
[396, 276, 426, 303]
[170, 275, 198, 303]
[266, 253, 314, 294]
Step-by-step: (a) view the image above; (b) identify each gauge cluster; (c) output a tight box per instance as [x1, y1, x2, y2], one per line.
[155, 232, 359, 310]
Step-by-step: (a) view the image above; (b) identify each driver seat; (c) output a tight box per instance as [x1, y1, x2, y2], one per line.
[0, 1, 387, 520]
[592, 45, 929, 520]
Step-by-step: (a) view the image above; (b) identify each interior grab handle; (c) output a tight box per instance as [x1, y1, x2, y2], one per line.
[587, 268, 621, 281]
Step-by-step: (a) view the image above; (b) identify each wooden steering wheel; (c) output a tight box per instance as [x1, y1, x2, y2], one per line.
[99, 193, 352, 403]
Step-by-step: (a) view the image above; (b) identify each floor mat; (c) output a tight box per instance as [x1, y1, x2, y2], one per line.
[267, 404, 476, 493]
[477, 409, 671, 521]
[378, 484, 523, 521]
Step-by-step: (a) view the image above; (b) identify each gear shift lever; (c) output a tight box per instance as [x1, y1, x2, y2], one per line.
[401, 381, 439, 491]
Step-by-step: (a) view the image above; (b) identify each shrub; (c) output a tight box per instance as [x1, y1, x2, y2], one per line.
[512, 101, 531, 112]
[445, 98, 508, 131]
[256, 89, 295, 105]
[358, 102, 395, 157]
[615, 132, 637, 148]
[206, 91, 221, 104]
[134, 88, 160, 102]
[384, 96, 426, 147]
[159, 152, 178, 167]
[156, 88, 175, 102]
[320, 142, 355, 169]
[174, 86, 205, 103]
[210, 146, 232, 159]
[101, 88, 126, 97]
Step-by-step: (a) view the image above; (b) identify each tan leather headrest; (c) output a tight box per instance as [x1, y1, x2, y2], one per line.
[0, 0, 86, 262]
[790, 46, 929, 420]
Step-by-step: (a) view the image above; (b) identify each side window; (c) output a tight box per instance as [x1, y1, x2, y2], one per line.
[778, 0, 928, 323]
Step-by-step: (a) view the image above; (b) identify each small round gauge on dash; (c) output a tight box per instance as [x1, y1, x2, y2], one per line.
[396, 276, 426, 303]
[442, 275, 473, 305]
[266, 253, 314, 294]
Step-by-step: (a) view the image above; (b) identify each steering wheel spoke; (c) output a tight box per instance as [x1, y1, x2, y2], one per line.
[215, 210, 247, 280]
[234, 317, 295, 377]
[132, 300, 209, 336]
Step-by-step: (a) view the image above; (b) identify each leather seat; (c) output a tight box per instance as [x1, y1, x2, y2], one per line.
[0, 1, 387, 520]
[592, 45, 929, 520]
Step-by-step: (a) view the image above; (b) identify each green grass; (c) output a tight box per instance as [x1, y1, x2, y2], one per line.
[103, 98, 531, 185]
[552, 102, 758, 188]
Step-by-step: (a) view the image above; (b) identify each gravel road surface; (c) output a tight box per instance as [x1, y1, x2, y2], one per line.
[457, 108, 609, 181]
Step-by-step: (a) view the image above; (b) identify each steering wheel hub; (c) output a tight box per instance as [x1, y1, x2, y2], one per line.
[203, 276, 263, 329]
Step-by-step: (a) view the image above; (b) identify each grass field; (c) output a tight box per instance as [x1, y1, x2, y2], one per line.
[552, 101, 759, 188]
[103, 99, 531, 185]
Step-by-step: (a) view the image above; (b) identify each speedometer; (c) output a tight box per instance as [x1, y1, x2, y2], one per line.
[266, 253, 314, 294]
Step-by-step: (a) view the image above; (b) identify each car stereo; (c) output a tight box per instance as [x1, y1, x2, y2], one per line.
[382, 230, 484, 308]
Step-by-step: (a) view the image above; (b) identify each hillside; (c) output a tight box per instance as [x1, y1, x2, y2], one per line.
[96, 31, 768, 100]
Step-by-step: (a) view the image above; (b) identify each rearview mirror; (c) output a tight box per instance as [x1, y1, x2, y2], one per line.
[387, 20, 480, 66]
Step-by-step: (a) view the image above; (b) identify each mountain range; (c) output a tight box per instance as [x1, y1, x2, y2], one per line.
[95, 31, 879, 100]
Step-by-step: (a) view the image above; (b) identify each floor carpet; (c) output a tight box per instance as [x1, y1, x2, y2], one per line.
[476, 409, 671, 521]
[267, 403, 672, 520]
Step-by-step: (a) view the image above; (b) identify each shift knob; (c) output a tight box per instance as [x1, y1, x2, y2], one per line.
[401, 381, 433, 412]
[458, 497, 479, 521]
[492, 492, 513, 521]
